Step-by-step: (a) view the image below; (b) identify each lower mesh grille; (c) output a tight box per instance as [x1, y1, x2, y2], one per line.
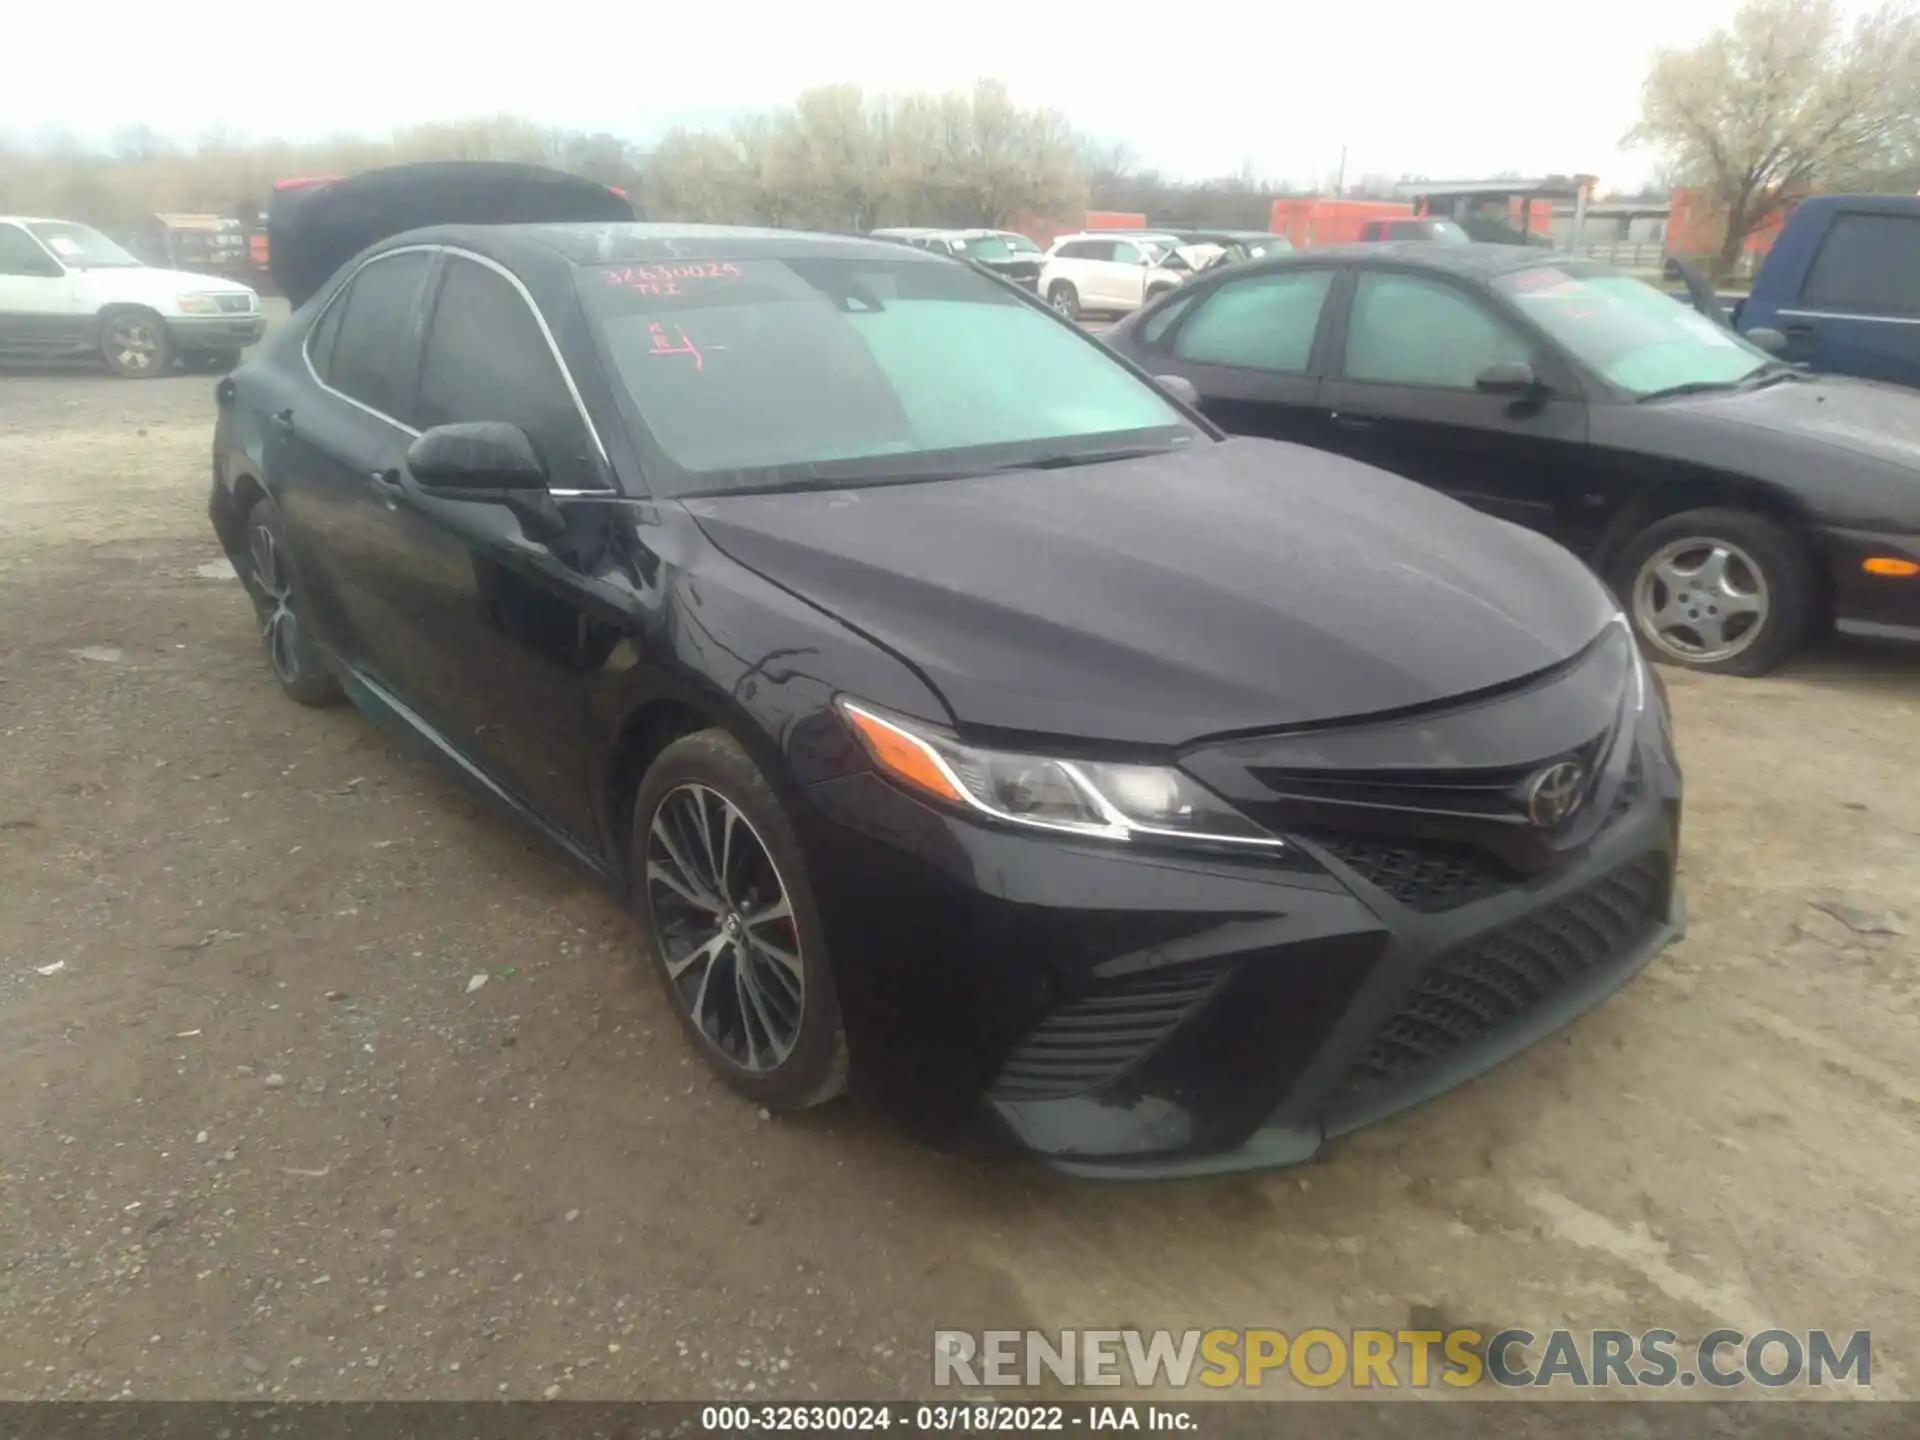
[989, 964, 1231, 1101]
[1329, 853, 1667, 1104]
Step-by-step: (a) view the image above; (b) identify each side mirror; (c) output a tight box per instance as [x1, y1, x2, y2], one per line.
[404, 422, 565, 539]
[1745, 327, 1787, 355]
[1154, 374, 1201, 408]
[1475, 359, 1543, 395]
[406, 422, 548, 490]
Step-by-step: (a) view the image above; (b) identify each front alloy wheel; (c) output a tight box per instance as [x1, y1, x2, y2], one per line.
[1631, 538, 1770, 665]
[634, 729, 849, 1109]
[1614, 506, 1813, 677]
[646, 782, 805, 1072]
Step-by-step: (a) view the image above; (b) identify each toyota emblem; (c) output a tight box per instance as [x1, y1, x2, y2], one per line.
[1524, 760, 1587, 828]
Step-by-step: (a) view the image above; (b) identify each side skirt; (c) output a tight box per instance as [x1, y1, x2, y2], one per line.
[332, 663, 624, 890]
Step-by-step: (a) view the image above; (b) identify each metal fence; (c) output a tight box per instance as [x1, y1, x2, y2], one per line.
[1565, 240, 1757, 278]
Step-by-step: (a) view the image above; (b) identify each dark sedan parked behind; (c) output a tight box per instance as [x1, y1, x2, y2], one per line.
[1105, 243, 1920, 675]
[208, 169, 1683, 1177]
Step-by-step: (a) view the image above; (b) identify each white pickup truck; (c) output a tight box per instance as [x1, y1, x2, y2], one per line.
[0, 215, 265, 377]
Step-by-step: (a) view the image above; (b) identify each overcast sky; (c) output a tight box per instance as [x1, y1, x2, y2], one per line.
[0, 0, 1877, 189]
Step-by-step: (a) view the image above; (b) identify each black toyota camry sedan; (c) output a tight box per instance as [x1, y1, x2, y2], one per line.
[208, 164, 1684, 1177]
[1104, 243, 1920, 678]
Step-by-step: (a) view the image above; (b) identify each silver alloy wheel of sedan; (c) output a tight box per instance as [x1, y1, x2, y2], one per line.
[644, 782, 805, 1073]
[1630, 536, 1771, 665]
[248, 521, 303, 687]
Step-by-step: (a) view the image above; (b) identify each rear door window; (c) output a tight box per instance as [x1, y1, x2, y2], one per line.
[1801, 212, 1920, 316]
[414, 254, 597, 491]
[319, 250, 433, 422]
[1171, 269, 1335, 373]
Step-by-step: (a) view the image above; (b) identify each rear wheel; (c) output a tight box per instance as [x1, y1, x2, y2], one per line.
[1612, 507, 1814, 676]
[633, 729, 849, 1111]
[1047, 282, 1081, 320]
[99, 308, 174, 378]
[242, 496, 342, 706]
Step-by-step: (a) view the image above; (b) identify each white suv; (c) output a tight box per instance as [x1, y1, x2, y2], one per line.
[1038, 233, 1195, 320]
[0, 215, 265, 378]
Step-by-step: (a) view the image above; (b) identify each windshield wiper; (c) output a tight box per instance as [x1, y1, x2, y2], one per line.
[993, 446, 1178, 472]
[1637, 379, 1744, 402]
[1637, 364, 1802, 403]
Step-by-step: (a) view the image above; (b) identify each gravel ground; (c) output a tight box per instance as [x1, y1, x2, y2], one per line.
[1, 324, 1917, 1409]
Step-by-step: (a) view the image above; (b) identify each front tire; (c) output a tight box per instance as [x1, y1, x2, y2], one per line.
[633, 729, 849, 1111]
[1612, 507, 1814, 676]
[1047, 282, 1081, 321]
[99, 308, 175, 379]
[242, 496, 342, 706]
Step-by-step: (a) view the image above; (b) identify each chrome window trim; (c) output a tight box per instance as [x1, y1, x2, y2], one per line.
[1777, 307, 1920, 326]
[300, 242, 619, 494]
[300, 244, 435, 437]
[437, 246, 617, 493]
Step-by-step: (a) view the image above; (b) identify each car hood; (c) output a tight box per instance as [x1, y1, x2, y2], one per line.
[79, 266, 256, 301]
[1668, 373, 1920, 465]
[683, 438, 1617, 746]
[1598, 374, 1920, 527]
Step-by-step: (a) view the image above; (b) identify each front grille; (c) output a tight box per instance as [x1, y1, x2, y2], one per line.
[1303, 834, 1502, 911]
[214, 293, 254, 314]
[1329, 854, 1667, 1104]
[989, 964, 1231, 1101]
[1295, 749, 1648, 913]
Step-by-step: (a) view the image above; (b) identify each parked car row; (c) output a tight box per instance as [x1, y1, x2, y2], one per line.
[16, 163, 1920, 1181]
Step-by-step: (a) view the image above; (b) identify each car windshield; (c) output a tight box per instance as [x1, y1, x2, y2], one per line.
[1424, 220, 1472, 243]
[998, 233, 1041, 254]
[581, 256, 1195, 496]
[1497, 266, 1773, 396]
[952, 234, 1013, 261]
[23, 220, 142, 269]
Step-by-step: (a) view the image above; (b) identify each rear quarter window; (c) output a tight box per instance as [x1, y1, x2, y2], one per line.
[319, 250, 433, 421]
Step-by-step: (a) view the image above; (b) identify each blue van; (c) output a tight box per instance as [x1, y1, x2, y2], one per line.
[1736, 194, 1920, 387]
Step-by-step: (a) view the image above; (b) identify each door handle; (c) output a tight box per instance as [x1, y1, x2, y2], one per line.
[1783, 321, 1816, 338]
[368, 469, 402, 506]
[271, 408, 295, 433]
[1329, 411, 1379, 430]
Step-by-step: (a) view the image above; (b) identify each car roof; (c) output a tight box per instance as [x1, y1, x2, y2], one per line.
[375, 221, 951, 269]
[1256, 240, 1569, 278]
[1790, 193, 1920, 218]
[1, 215, 71, 225]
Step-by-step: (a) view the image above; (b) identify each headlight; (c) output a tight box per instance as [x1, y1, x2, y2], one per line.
[838, 699, 1282, 850]
[175, 293, 222, 314]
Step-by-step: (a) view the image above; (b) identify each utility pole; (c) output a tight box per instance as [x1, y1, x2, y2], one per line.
[1333, 145, 1347, 197]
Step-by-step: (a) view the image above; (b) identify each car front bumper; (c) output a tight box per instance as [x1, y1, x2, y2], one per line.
[1822, 526, 1920, 644]
[798, 711, 1683, 1178]
[167, 313, 267, 352]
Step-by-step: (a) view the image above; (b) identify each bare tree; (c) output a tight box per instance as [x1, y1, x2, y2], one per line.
[1629, 0, 1920, 276]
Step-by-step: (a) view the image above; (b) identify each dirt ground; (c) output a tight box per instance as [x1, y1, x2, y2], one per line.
[2, 318, 1917, 1409]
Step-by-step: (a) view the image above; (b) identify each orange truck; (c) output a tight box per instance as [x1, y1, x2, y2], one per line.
[1268, 198, 1413, 247]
